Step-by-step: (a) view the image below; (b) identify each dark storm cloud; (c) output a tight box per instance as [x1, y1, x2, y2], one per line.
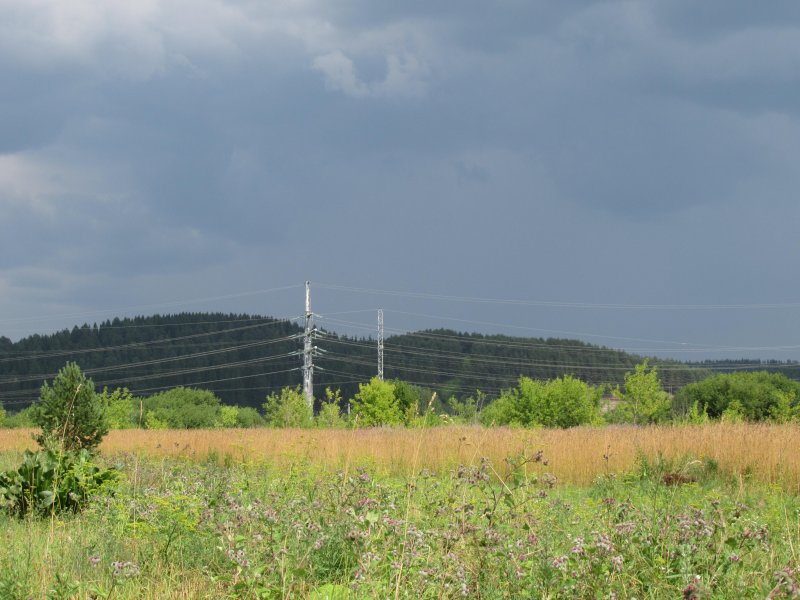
[1, 0, 800, 357]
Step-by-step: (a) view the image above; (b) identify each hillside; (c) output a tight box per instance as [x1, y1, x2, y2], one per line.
[0, 312, 785, 410]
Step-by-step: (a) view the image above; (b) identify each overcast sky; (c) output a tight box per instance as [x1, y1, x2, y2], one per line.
[2, 0, 800, 361]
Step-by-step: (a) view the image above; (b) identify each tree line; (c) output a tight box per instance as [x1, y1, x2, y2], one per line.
[2, 361, 799, 431]
[0, 312, 735, 411]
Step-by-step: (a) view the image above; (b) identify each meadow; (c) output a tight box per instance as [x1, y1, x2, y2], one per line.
[2, 422, 800, 488]
[1, 424, 799, 598]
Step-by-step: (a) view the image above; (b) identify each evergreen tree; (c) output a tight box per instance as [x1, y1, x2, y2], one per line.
[32, 362, 108, 453]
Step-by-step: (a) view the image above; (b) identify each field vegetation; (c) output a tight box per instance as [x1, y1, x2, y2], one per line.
[1, 422, 800, 490]
[1, 363, 800, 597]
[1, 425, 799, 598]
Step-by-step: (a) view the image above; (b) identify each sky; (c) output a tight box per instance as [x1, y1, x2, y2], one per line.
[1, 0, 800, 361]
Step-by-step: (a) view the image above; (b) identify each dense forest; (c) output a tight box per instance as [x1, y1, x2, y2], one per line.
[0, 312, 796, 411]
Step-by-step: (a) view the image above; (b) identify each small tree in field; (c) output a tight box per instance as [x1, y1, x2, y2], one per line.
[316, 388, 345, 428]
[614, 361, 671, 425]
[350, 378, 401, 427]
[263, 386, 312, 428]
[32, 362, 108, 453]
[98, 387, 135, 429]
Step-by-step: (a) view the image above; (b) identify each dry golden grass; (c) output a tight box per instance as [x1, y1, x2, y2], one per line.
[2, 423, 799, 490]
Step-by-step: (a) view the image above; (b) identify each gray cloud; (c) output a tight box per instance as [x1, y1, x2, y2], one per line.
[1, 1, 799, 358]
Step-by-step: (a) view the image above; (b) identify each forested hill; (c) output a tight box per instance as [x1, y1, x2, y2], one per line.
[0, 312, 790, 410]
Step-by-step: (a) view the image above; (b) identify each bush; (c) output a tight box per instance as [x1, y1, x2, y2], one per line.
[3, 408, 35, 429]
[263, 387, 312, 428]
[99, 387, 137, 429]
[350, 378, 401, 427]
[214, 404, 267, 428]
[0, 449, 117, 517]
[316, 388, 344, 428]
[612, 361, 671, 425]
[481, 375, 602, 428]
[674, 371, 800, 421]
[448, 394, 479, 424]
[391, 380, 423, 424]
[235, 407, 266, 428]
[142, 387, 222, 429]
[32, 362, 108, 453]
[216, 405, 240, 428]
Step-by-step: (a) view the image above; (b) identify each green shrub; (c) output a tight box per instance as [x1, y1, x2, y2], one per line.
[142, 387, 222, 428]
[234, 406, 265, 428]
[3, 406, 36, 429]
[145, 411, 169, 430]
[99, 387, 137, 429]
[674, 371, 800, 421]
[481, 375, 602, 428]
[350, 378, 401, 427]
[316, 388, 344, 428]
[391, 379, 424, 424]
[610, 360, 671, 424]
[216, 405, 239, 428]
[3, 407, 35, 429]
[263, 386, 312, 428]
[0, 449, 117, 517]
[448, 394, 479, 424]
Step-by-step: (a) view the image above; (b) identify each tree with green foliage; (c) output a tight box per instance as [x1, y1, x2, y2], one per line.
[391, 379, 423, 424]
[263, 386, 312, 428]
[216, 405, 240, 428]
[410, 391, 447, 428]
[98, 387, 136, 429]
[613, 361, 671, 425]
[768, 390, 798, 423]
[674, 371, 800, 422]
[142, 387, 222, 429]
[32, 362, 108, 453]
[3, 407, 35, 428]
[316, 388, 345, 428]
[235, 406, 265, 427]
[0, 401, 5, 427]
[144, 411, 169, 430]
[721, 399, 745, 423]
[481, 375, 602, 428]
[686, 400, 710, 424]
[448, 395, 478, 424]
[350, 378, 402, 427]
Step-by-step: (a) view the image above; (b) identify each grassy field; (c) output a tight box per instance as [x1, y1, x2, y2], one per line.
[2, 422, 800, 489]
[1, 424, 799, 598]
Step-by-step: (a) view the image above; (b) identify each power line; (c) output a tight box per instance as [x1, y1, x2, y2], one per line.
[0, 333, 303, 385]
[0, 318, 302, 363]
[317, 331, 796, 373]
[0, 366, 304, 406]
[315, 282, 800, 311]
[0, 352, 300, 399]
[319, 313, 800, 356]
[317, 354, 522, 384]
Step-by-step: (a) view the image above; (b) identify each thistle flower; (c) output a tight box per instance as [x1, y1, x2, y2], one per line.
[111, 561, 140, 578]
